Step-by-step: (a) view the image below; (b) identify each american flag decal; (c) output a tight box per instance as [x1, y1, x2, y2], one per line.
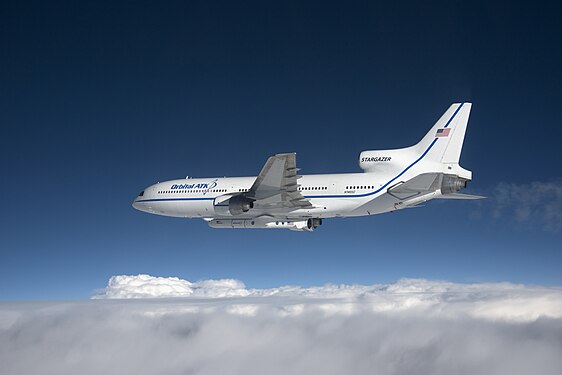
[435, 128, 451, 137]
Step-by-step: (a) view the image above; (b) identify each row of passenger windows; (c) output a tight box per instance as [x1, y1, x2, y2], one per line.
[299, 186, 327, 191]
[156, 186, 373, 195]
[346, 185, 375, 190]
[158, 189, 227, 194]
[157, 187, 329, 194]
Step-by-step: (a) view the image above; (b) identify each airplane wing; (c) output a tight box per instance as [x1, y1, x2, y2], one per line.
[247, 153, 312, 209]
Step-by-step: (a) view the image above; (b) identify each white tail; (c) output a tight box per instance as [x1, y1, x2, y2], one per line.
[359, 103, 473, 177]
[414, 102, 472, 164]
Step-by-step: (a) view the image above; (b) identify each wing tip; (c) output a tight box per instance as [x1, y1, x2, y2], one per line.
[272, 152, 296, 157]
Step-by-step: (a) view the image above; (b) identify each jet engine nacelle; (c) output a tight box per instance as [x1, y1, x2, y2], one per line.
[228, 195, 254, 215]
[441, 174, 468, 194]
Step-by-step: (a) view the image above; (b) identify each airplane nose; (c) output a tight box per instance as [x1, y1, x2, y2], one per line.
[132, 189, 153, 213]
[132, 198, 150, 213]
[132, 198, 140, 211]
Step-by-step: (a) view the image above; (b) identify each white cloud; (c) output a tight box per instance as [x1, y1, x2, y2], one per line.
[2, 276, 562, 375]
[95, 274, 249, 299]
[93, 275, 562, 322]
[492, 180, 562, 232]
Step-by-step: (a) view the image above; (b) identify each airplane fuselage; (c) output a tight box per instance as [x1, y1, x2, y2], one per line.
[132, 103, 481, 231]
[133, 172, 400, 220]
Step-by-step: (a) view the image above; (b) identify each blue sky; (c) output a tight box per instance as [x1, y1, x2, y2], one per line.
[1, 1, 561, 300]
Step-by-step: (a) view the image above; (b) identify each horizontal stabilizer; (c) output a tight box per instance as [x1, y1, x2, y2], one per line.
[437, 193, 486, 200]
[387, 173, 441, 200]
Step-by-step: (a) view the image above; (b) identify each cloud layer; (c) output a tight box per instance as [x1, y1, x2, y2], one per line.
[2, 276, 562, 375]
[93, 274, 562, 322]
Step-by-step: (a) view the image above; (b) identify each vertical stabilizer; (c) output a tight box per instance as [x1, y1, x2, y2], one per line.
[441, 103, 472, 164]
[359, 103, 473, 180]
[414, 102, 472, 164]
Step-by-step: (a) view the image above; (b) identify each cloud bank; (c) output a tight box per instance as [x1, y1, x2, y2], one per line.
[93, 274, 562, 322]
[2, 276, 562, 375]
[95, 274, 250, 299]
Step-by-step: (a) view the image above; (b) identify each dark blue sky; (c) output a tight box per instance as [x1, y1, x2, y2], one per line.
[1, 1, 561, 299]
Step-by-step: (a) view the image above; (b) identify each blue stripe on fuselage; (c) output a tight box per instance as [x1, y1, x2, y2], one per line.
[136, 197, 215, 203]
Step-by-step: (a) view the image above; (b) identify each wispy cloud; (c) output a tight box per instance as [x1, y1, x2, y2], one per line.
[491, 180, 562, 232]
[2, 276, 561, 375]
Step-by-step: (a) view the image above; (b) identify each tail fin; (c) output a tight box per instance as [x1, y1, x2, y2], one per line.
[415, 102, 472, 164]
[359, 103, 473, 179]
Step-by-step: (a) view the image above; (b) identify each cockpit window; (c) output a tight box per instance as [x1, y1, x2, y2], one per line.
[138, 191, 144, 197]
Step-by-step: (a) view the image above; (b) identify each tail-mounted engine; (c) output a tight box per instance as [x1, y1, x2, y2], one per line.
[441, 174, 468, 194]
[391, 173, 474, 210]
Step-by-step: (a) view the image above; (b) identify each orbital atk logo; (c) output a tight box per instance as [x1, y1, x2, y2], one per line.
[170, 179, 218, 191]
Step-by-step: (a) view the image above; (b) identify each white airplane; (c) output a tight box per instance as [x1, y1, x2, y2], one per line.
[133, 103, 483, 231]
